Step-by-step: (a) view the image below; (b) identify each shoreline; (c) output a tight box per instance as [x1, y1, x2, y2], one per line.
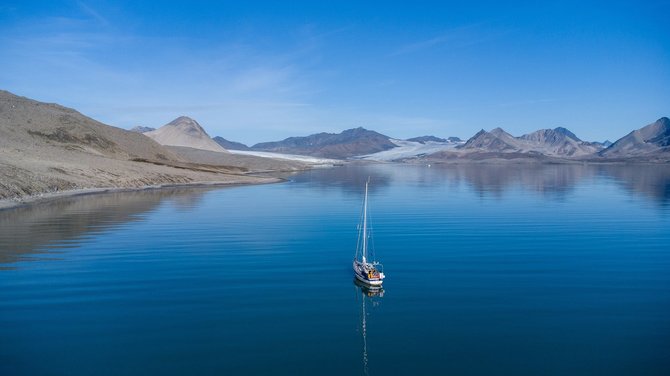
[0, 177, 285, 212]
[3, 158, 667, 211]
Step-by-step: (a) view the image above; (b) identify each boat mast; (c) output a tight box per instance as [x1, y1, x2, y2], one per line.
[362, 180, 369, 264]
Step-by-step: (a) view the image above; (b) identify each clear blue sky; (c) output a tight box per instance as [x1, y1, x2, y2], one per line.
[1, 1, 668, 144]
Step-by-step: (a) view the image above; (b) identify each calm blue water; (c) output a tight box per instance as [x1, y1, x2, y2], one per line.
[1, 164, 669, 375]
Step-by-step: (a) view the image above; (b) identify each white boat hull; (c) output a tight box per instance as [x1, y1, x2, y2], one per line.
[354, 272, 384, 286]
[353, 260, 384, 286]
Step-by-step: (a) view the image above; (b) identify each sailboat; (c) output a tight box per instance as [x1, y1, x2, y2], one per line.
[353, 179, 385, 286]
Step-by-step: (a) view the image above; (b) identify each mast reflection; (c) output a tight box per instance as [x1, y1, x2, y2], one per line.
[354, 279, 384, 376]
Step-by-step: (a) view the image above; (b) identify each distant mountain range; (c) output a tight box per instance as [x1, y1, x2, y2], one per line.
[459, 126, 602, 157]
[122, 114, 670, 164]
[202, 118, 668, 162]
[248, 127, 398, 159]
[207, 131, 463, 159]
[464, 119, 668, 161]
[407, 135, 462, 143]
[130, 126, 155, 133]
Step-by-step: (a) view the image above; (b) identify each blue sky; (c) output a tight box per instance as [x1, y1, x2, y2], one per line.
[1, 1, 668, 144]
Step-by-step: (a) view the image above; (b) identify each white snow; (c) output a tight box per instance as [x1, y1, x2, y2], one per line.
[356, 139, 461, 161]
[229, 150, 340, 164]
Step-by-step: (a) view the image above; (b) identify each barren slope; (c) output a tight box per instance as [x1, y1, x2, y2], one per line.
[145, 116, 227, 153]
[0, 91, 274, 201]
[600, 117, 670, 157]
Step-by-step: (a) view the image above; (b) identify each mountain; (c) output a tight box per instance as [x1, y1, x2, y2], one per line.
[460, 128, 520, 151]
[213, 136, 250, 151]
[406, 136, 447, 143]
[405, 136, 463, 144]
[519, 127, 601, 156]
[552, 127, 580, 141]
[145, 116, 227, 153]
[459, 127, 600, 157]
[251, 127, 396, 159]
[600, 117, 670, 158]
[130, 126, 155, 133]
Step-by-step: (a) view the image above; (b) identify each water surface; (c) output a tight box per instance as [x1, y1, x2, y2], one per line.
[1, 164, 669, 375]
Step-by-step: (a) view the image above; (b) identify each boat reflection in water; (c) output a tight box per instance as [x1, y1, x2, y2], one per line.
[354, 279, 384, 376]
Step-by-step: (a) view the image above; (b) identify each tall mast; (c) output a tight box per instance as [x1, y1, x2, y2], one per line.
[362, 180, 368, 264]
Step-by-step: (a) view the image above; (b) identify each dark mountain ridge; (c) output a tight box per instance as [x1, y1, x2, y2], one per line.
[251, 127, 396, 159]
[130, 126, 155, 133]
[213, 136, 250, 151]
[406, 135, 447, 143]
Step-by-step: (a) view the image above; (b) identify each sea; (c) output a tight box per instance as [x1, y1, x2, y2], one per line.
[1, 163, 669, 375]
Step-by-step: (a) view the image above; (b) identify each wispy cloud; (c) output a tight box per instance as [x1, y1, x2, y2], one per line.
[389, 23, 497, 57]
[76, 1, 109, 26]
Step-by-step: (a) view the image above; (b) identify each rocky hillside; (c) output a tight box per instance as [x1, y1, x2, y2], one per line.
[0, 91, 272, 201]
[145, 116, 227, 153]
[519, 127, 601, 156]
[599, 117, 670, 158]
[251, 127, 397, 159]
[0, 90, 181, 163]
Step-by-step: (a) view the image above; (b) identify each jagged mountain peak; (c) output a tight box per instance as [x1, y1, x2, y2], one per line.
[472, 129, 488, 137]
[490, 127, 509, 136]
[553, 127, 580, 141]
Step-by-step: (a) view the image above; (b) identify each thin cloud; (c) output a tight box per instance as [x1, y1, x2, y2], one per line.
[77, 1, 109, 26]
[389, 23, 496, 57]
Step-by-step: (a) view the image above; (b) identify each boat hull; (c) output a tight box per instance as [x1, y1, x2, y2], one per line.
[354, 272, 384, 286]
[353, 260, 384, 286]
